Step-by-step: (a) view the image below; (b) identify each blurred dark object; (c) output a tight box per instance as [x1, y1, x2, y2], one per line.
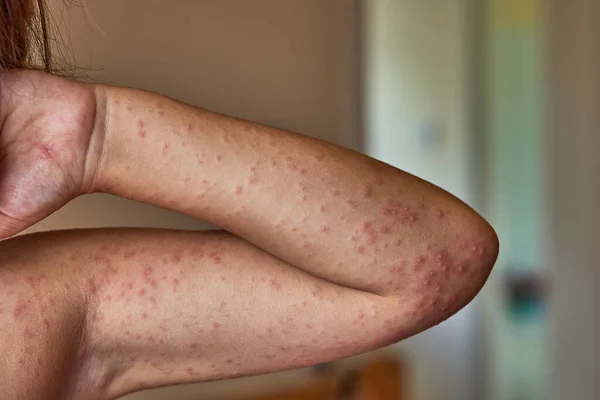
[503, 270, 547, 322]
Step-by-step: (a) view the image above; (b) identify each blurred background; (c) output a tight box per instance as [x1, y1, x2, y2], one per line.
[29, 0, 598, 399]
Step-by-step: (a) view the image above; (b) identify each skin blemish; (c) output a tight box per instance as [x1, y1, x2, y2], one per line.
[436, 209, 445, 218]
[190, 343, 198, 349]
[363, 185, 373, 198]
[127, 106, 133, 112]
[187, 122, 194, 132]
[87, 278, 99, 295]
[333, 189, 340, 197]
[40, 143, 55, 160]
[319, 225, 330, 233]
[13, 301, 28, 319]
[142, 313, 148, 319]
[25, 276, 41, 290]
[162, 143, 170, 156]
[216, 155, 223, 161]
[381, 225, 391, 234]
[138, 288, 147, 297]
[357, 246, 365, 254]
[213, 322, 221, 329]
[414, 255, 425, 271]
[269, 279, 282, 291]
[235, 186, 244, 195]
[346, 200, 357, 209]
[300, 168, 307, 175]
[124, 251, 137, 260]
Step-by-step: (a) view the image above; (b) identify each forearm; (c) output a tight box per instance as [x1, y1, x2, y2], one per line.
[91, 84, 497, 301]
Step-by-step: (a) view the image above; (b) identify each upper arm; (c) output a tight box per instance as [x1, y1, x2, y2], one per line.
[0, 235, 87, 400]
[64, 227, 493, 399]
[0, 223, 495, 400]
[76, 229, 409, 398]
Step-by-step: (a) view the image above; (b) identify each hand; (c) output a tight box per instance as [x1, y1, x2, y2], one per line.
[0, 70, 98, 238]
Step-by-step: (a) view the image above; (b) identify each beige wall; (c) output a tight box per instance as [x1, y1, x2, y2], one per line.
[38, 0, 359, 398]
[32, 0, 358, 235]
[546, 1, 600, 399]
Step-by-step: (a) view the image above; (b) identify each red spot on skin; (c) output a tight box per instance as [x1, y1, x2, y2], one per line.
[190, 343, 198, 349]
[315, 153, 326, 161]
[161, 143, 170, 156]
[456, 262, 469, 275]
[381, 225, 391, 234]
[124, 251, 137, 260]
[138, 288, 147, 297]
[135, 335, 142, 341]
[43, 319, 51, 329]
[271, 159, 278, 167]
[142, 313, 148, 319]
[187, 122, 194, 132]
[127, 282, 134, 290]
[269, 279, 282, 291]
[346, 200, 357, 209]
[220, 275, 226, 282]
[213, 322, 221, 329]
[436, 209, 445, 218]
[414, 255, 425, 271]
[364, 185, 373, 198]
[209, 252, 222, 264]
[303, 241, 311, 248]
[172, 278, 180, 292]
[319, 225, 330, 233]
[127, 106, 133, 112]
[357, 246, 365, 254]
[333, 190, 340, 197]
[300, 168, 307, 175]
[25, 276, 41, 290]
[216, 155, 223, 161]
[13, 302, 27, 319]
[148, 336, 156, 343]
[235, 186, 243, 195]
[87, 278, 99, 294]
[138, 130, 147, 139]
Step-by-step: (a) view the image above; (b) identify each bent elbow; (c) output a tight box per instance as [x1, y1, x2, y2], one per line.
[404, 215, 499, 332]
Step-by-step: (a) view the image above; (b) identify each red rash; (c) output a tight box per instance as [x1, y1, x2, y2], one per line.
[235, 186, 243, 195]
[13, 301, 28, 319]
[269, 279, 282, 291]
[138, 120, 147, 139]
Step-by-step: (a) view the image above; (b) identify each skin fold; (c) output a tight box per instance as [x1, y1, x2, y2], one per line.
[0, 70, 498, 400]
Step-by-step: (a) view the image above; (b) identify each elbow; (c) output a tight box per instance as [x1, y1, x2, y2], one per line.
[403, 215, 499, 332]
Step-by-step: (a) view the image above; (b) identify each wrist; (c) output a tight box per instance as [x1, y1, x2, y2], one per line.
[81, 83, 109, 195]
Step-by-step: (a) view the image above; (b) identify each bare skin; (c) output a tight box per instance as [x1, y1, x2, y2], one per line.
[0, 70, 498, 400]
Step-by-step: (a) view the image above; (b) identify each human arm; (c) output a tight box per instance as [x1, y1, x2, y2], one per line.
[0, 70, 498, 399]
